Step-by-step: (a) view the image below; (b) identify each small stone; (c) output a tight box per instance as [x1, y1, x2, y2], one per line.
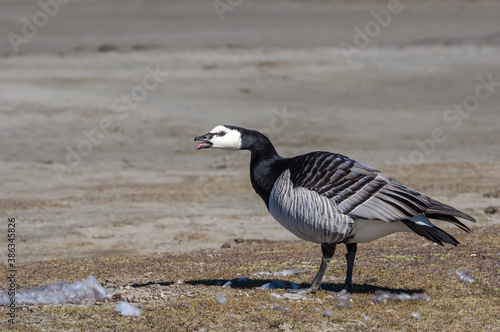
[485, 206, 497, 214]
[323, 309, 334, 317]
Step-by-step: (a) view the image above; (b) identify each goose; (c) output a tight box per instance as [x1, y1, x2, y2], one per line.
[194, 125, 476, 292]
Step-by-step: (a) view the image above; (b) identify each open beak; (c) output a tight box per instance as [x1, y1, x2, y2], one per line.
[194, 133, 213, 150]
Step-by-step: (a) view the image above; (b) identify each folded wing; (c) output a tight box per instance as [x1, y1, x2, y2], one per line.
[287, 152, 475, 241]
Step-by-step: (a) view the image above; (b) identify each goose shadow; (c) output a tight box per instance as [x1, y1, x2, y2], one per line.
[130, 278, 424, 294]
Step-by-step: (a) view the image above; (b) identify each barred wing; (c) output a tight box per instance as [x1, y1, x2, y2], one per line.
[287, 152, 472, 224]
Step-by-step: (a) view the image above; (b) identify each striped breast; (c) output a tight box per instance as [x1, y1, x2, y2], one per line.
[268, 169, 354, 244]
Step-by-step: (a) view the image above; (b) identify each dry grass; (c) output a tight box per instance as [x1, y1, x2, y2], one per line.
[1, 226, 499, 331]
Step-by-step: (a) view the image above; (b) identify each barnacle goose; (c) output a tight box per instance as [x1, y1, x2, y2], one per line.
[194, 125, 476, 292]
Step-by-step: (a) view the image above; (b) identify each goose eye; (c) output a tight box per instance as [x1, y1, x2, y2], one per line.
[219, 131, 226, 137]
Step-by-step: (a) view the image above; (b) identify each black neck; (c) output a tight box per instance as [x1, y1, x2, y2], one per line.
[243, 130, 287, 208]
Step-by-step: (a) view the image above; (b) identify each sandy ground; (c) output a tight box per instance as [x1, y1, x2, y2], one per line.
[0, 0, 499, 264]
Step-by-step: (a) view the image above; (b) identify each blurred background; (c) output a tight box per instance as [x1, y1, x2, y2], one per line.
[1, 0, 499, 262]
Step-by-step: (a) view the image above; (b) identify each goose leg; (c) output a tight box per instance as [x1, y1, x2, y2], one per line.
[291, 243, 336, 293]
[343, 243, 357, 291]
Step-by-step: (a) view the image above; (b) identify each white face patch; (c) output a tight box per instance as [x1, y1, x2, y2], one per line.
[208, 125, 242, 150]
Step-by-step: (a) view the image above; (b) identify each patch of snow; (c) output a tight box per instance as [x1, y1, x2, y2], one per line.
[252, 269, 306, 277]
[115, 301, 141, 317]
[270, 292, 306, 301]
[336, 292, 354, 308]
[216, 294, 227, 305]
[323, 309, 334, 317]
[455, 269, 475, 283]
[371, 290, 430, 303]
[0, 275, 111, 305]
[252, 305, 270, 310]
[270, 304, 291, 311]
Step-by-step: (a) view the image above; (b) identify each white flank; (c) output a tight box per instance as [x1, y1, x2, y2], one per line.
[345, 219, 411, 243]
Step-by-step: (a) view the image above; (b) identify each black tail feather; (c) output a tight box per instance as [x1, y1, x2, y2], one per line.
[402, 219, 459, 246]
[426, 199, 476, 223]
[425, 213, 471, 233]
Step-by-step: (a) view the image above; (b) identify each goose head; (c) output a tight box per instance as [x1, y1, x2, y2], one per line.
[194, 125, 243, 150]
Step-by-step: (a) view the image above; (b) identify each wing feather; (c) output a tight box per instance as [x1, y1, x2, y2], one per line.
[287, 152, 475, 227]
